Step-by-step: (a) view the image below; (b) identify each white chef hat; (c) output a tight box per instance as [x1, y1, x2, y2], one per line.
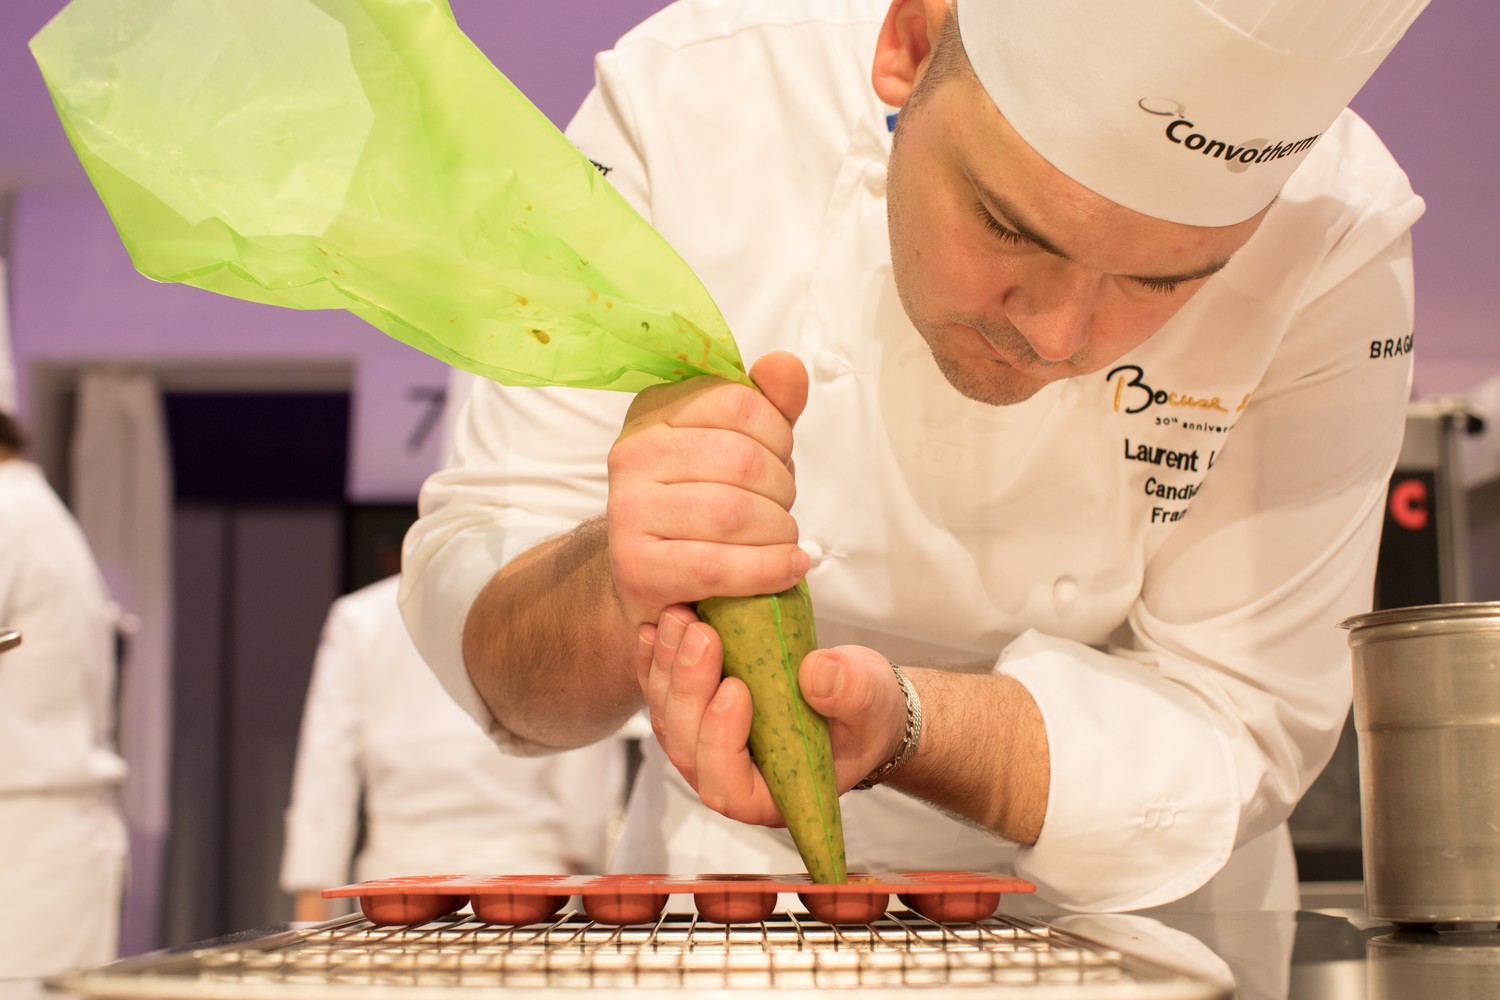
[957, 0, 1430, 226]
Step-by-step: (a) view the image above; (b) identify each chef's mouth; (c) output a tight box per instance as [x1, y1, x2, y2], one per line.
[963, 323, 1040, 370]
[961, 323, 1073, 374]
[976, 332, 1013, 365]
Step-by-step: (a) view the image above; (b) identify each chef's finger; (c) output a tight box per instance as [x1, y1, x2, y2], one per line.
[618, 372, 711, 433]
[657, 427, 799, 511]
[651, 540, 812, 604]
[657, 380, 796, 466]
[608, 531, 809, 628]
[695, 677, 784, 827]
[645, 608, 691, 749]
[659, 619, 724, 788]
[615, 482, 800, 548]
[611, 424, 797, 512]
[634, 624, 657, 695]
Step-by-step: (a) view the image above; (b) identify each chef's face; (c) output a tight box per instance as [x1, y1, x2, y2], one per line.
[882, 16, 1270, 406]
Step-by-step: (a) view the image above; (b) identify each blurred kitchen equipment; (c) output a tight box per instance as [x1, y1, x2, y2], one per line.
[1377, 399, 1484, 609]
[1343, 602, 1500, 923]
[0, 627, 20, 653]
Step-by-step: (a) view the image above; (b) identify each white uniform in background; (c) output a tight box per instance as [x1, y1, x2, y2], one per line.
[403, 1, 1421, 912]
[0, 459, 127, 977]
[280, 576, 624, 894]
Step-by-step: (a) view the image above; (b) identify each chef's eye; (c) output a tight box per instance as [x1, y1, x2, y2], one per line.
[973, 203, 1029, 247]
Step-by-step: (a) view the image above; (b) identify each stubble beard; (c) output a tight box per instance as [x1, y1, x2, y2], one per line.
[912, 311, 1056, 407]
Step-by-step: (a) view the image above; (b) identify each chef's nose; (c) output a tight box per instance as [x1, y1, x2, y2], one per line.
[1004, 260, 1098, 362]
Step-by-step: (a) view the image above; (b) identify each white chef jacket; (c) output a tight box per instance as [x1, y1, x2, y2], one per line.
[279, 575, 624, 891]
[401, 0, 1421, 912]
[0, 458, 127, 976]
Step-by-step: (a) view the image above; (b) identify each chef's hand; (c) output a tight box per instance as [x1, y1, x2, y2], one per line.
[607, 352, 811, 630]
[635, 606, 909, 826]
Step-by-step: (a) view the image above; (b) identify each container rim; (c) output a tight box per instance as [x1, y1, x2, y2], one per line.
[1339, 601, 1500, 631]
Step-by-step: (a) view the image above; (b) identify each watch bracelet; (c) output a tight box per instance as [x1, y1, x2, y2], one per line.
[852, 662, 923, 790]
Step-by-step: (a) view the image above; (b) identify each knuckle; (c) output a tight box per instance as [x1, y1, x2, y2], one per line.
[624, 381, 676, 424]
[722, 434, 762, 485]
[609, 563, 659, 625]
[706, 489, 756, 538]
[608, 541, 643, 588]
[607, 438, 648, 482]
[688, 545, 730, 594]
[607, 491, 648, 533]
[605, 448, 625, 481]
[666, 747, 697, 780]
[699, 786, 732, 818]
[721, 382, 764, 426]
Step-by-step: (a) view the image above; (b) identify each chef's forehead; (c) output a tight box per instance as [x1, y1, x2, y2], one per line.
[954, 0, 1429, 226]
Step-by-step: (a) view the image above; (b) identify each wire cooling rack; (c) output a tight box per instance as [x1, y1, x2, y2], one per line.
[50, 910, 1230, 999]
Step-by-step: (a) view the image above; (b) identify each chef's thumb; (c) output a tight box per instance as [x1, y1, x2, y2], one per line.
[799, 647, 883, 717]
[749, 351, 809, 427]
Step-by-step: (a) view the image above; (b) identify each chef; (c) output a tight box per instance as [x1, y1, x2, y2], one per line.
[280, 574, 625, 920]
[0, 409, 128, 975]
[401, 0, 1427, 912]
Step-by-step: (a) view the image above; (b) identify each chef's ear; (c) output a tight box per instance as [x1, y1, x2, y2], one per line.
[872, 0, 948, 108]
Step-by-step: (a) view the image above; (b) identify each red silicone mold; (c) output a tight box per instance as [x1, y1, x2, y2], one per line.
[324, 871, 1034, 927]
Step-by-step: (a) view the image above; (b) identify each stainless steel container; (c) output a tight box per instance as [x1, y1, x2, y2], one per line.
[1342, 602, 1500, 923]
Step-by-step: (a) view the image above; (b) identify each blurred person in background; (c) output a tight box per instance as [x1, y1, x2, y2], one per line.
[280, 574, 625, 921]
[0, 410, 127, 976]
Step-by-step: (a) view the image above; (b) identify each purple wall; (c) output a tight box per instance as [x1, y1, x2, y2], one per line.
[5, 0, 674, 498]
[3, 0, 1498, 495]
[1348, 0, 1500, 399]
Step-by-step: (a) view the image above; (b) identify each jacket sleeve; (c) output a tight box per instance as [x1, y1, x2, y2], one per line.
[1006, 213, 1417, 910]
[279, 596, 366, 891]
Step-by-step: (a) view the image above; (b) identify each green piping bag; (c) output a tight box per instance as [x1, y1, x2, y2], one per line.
[31, 0, 845, 882]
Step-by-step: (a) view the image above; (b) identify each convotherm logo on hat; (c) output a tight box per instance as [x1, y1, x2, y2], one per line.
[1136, 97, 1320, 176]
[957, 0, 1429, 226]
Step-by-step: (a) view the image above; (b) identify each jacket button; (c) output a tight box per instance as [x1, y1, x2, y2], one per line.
[799, 539, 826, 566]
[813, 350, 846, 380]
[1053, 575, 1079, 609]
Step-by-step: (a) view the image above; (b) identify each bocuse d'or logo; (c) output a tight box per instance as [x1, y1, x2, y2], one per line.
[1107, 364, 1250, 427]
[1137, 98, 1321, 175]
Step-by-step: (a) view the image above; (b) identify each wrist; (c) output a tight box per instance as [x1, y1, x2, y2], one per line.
[853, 662, 923, 790]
